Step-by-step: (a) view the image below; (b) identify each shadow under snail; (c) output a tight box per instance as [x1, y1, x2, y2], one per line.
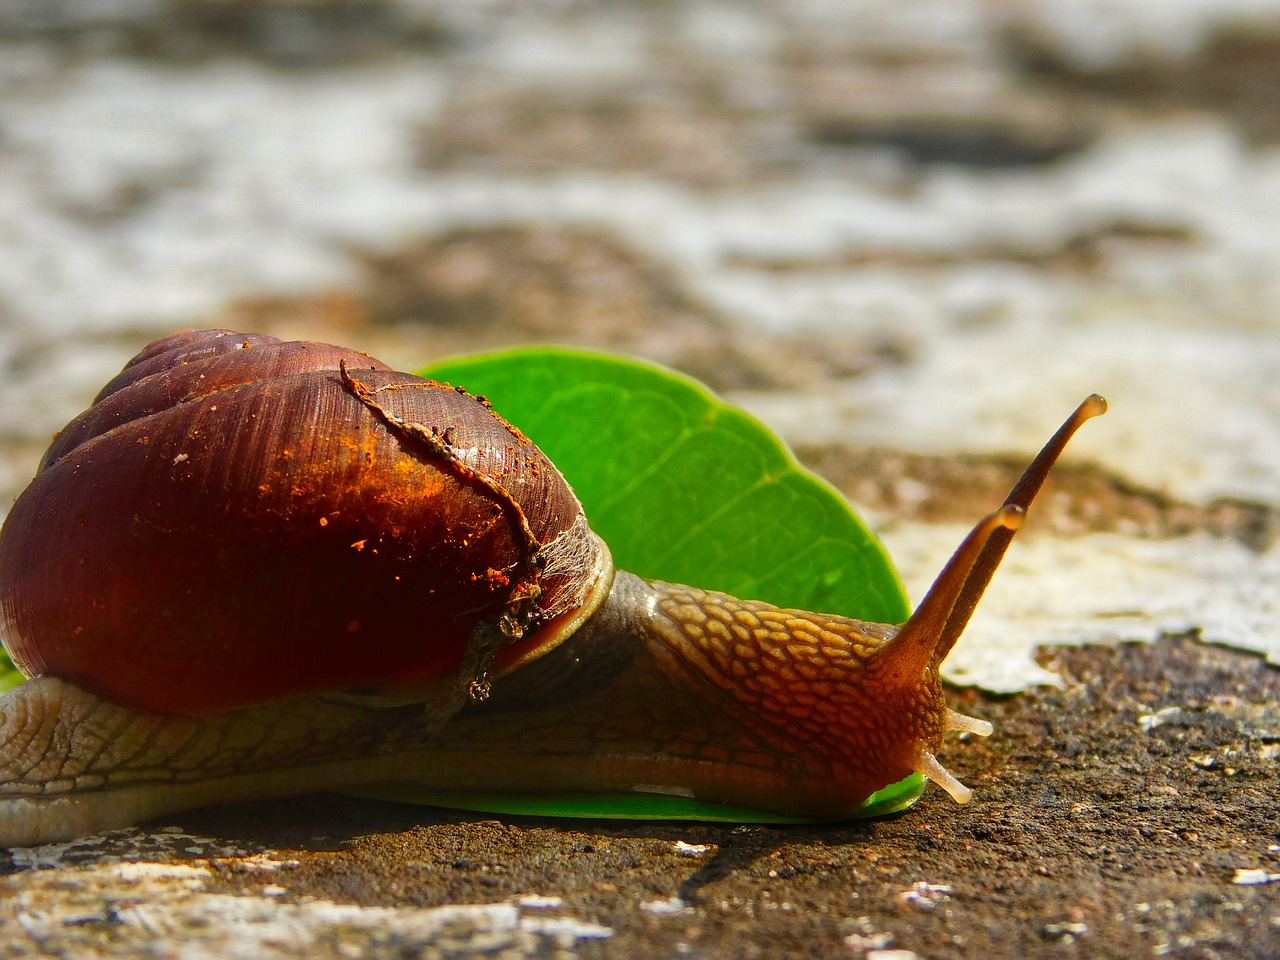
[0, 330, 1105, 848]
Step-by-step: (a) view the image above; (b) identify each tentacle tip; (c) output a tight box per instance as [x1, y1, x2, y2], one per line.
[914, 747, 976, 805]
[996, 503, 1026, 531]
[1082, 394, 1107, 418]
[947, 708, 994, 737]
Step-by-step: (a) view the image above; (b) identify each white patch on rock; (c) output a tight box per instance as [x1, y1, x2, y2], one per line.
[896, 881, 952, 912]
[641, 896, 690, 915]
[513, 894, 563, 909]
[674, 841, 713, 857]
[0, 859, 614, 957]
[1233, 867, 1280, 885]
[1018, 0, 1280, 69]
[884, 524, 1280, 692]
[7, 828, 250, 870]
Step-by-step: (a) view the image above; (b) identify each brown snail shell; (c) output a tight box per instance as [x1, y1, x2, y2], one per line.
[0, 330, 610, 716]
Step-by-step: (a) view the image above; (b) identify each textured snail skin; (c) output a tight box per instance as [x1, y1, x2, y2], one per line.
[0, 331, 1104, 847]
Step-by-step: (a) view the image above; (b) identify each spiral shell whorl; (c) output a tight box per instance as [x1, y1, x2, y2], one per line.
[0, 331, 603, 716]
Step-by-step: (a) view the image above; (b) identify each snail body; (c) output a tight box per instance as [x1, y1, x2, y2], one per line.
[0, 331, 1104, 847]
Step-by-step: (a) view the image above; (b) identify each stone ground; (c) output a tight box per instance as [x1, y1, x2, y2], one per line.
[1, 1, 1279, 957]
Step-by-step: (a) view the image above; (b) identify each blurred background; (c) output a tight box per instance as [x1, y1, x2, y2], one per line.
[0, 0, 1277, 689]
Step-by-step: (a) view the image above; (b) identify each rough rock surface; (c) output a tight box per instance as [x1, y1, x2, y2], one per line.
[0, 2, 1278, 957]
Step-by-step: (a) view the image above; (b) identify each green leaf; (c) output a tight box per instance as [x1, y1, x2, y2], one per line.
[0, 649, 21, 696]
[405, 346, 920, 823]
[423, 347, 910, 623]
[349, 777, 925, 823]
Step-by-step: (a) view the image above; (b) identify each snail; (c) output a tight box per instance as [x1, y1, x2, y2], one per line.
[0, 330, 1105, 848]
